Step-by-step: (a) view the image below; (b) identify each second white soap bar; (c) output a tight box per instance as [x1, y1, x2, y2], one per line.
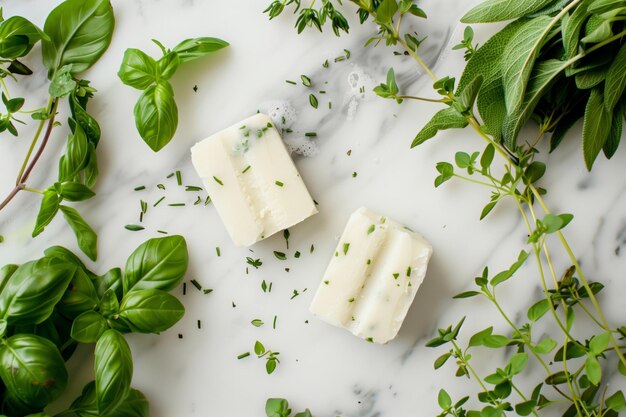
[191, 113, 318, 246]
[310, 207, 433, 344]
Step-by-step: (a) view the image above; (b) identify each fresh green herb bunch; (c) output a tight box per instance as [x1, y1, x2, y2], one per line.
[0, 0, 116, 261]
[264, 0, 626, 416]
[118, 37, 229, 152]
[0, 235, 188, 417]
[266, 398, 313, 417]
[264, 0, 351, 36]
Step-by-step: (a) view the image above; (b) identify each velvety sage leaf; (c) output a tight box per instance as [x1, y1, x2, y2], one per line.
[95, 329, 133, 415]
[411, 107, 467, 147]
[0, 334, 68, 409]
[59, 205, 98, 261]
[603, 99, 624, 158]
[119, 289, 184, 333]
[71, 310, 108, 343]
[57, 267, 98, 318]
[156, 52, 180, 80]
[457, 75, 484, 111]
[582, 89, 612, 170]
[575, 65, 607, 90]
[32, 190, 60, 237]
[0, 16, 46, 59]
[55, 182, 95, 202]
[172, 37, 229, 64]
[585, 354, 601, 385]
[461, 0, 557, 23]
[42, 0, 115, 78]
[0, 257, 75, 325]
[117, 48, 157, 90]
[550, 93, 587, 152]
[133, 81, 178, 152]
[581, 19, 611, 43]
[527, 299, 551, 321]
[123, 235, 188, 294]
[49, 64, 77, 97]
[604, 43, 626, 111]
[606, 391, 626, 412]
[562, 0, 591, 58]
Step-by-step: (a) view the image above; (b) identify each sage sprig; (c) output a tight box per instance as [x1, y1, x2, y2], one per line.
[118, 37, 229, 152]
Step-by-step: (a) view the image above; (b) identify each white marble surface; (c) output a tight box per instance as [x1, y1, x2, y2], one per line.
[1, 1, 625, 416]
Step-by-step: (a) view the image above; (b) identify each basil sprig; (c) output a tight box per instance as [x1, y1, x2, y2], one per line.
[0, 235, 188, 416]
[118, 37, 229, 152]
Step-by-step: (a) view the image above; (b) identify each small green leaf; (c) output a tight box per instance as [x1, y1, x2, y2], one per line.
[455, 152, 471, 168]
[456, 75, 484, 111]
[483, 334, 510, 348]
[55, 182, 95, 201]
[606, 391, 626, 412]
[172, 37, 229, 64]
[254, 340, 265, 355]
[589, 332, 610, 355]
[32, 190, 60, 237]
[523, 161, 546, 184]
[508, 352, 528, 375]
[527, 299, 551, 321]
[515, 400, 537, 416]
[565, 306, 575, 332]
[585, 354, 601, 385]
[71, 310, 108, 343]
[156, 51, 179, 80]
[533, 338, 558, 354]
[265, 398, 290, 417]
[583, 89, 613, 170]
[49, 64, 77, 97]
[619, 360, 626, 376]
[469, 326, 493, 347]
[59, 205, 98, 261]
[119, 289, 185, 333]
[134, 81, 178, 152]
[480, 144, 495, 172]
[375, 0, 399, 24]
[453, 290, 481, 299]
[434, 352, 452, 369]
[411, 107, 468, 147]
[438, 389, 452, 409]
[117, 48, 157, 90]
[480, 201, 497, 220]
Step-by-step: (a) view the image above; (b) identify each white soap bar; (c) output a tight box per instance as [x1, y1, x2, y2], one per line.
[310, 207, 432, 344]
[191, 114, 318, 246]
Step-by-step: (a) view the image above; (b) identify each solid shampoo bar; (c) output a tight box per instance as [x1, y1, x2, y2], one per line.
[310, 207, 432, 343]
[191, 113, 318, 246]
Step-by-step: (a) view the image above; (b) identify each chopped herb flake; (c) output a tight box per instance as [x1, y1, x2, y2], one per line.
[301, 74, 312, 87]
[153, 197, 165, 207]
[190, 279, 202, 291]
[125, 224, 144, 231]
[309, 94, 318, 109]
[246, 257, 262, 269]
[273, 251, 286, 260]
[286, 80, 296, 85]
[134, 186, 146, 191]
[368, 224, 375, 234]
[242, 165, 251, 174]
[251, 319, 264, 327]
[213, 176, 224, 186]
[185, 185, 203, 191]
[406, 266, 412, 277]
[343, 243, 350, 255]
[237, 352, 250, 360]
[294, 251, 301, 258]
[216, 247, 221, 257]
[176, 170, 182, 186]
[275, 180, 284, 187]
[305, 132, 317, 137]
[168, 203, 185, 207]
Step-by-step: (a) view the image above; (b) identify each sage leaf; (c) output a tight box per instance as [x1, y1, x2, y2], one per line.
[0, 334, 68, 409]
[133, 81, 178, 152]
[562, 0, 591, 59]
[456, 75, 483, 111]
[119, 289, 185, 333]
[32, 190, 60, 237]
[411, 107, 467, 147]
[604, 43, 626, 111]
[172, 37, 229, 63]
[582, 89, 612, 169]
[118, 48, 157, 90]
[95, 329, 133, 415]
[42, 0, 115, 78]
[71, 310, 108, 343]
[123, 235, 188, 294]
[461, 0, 558, 23]
[603, 99, 624, 158]
[60, 205, 98, 261]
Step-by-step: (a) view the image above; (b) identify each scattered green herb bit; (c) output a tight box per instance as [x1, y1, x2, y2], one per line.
[183, 282, 187, 295]
[273, 251, 286, 260]
[157, 183, 166, 190]
[328, 101, 332, 109]
[283, 229, 290, 249]
[242, 165, 251, 174]
[204, 196, 211, 205]
[193, 85, 198, 92]
[197, 320, 202, 329]
[251, 319, 264, 327]
[366, 259, 371, 265]
[273, 315, 277, 329]
[178, 334, 183, 339]
[247, 257, 262, 269]
[157, 230, 168, 234]
[348, 297, 355, 303]
[185, 185, 203, 191]
[134, 185, 146, 191]
[285, 80, 296, 85]
[305, 132, 317, 137]
[239, 125, 246, 130]
[334, 55, 345, 62]
[347, 149, 352, 156]
[275, 180, 284, 187]
[393, 273, 399, 279]
[139, 212, 144, 223]
[335, 251, 338, 257]
[190, 279, 202, 291]
[153, 196, 165, 207]
[194, 196, 202, 205]
[261, 280, 268, 293]
[216, 247, 221, 257]
[344, 49, 351, 59]
[291, 289, 299, 299]
[285, 128, 293, 133]
[323, 280, 329, 285]
[125, 224, 145, 231]
[343, 243, 350, 255]
[380, 216, 387, 224]
[232, 301, 236, 308]
[367, 224, 375, 234]
[319, 90, 326, 94]
[166, 173, 175, 179]
[176, 170, 182, 186]
[309, 94, 318, 109]
[213, 176, 224, 186]
[313, 199, 319, 205]
[310, 244, 315, 253]
[301, 74, 312, 87]
[294, 251, 301, 258]
[237, 352, 250, 360]
[168, 203, 185, 207]
[203, 288, 213, 294]
[366, 337, 374, 343]
[352, 171, 357, 178]
[268, 282, 273, 292]
[406, 266, 412, 277]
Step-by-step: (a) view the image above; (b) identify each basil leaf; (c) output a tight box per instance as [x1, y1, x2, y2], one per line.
[63, 381, 148, 417]
[57, 267, 98, 318]
[83, 143, 99, 188]
[59, 119, 89, 182]
[95, 267, 123, 299]
[70, 88, 101, 146]
[95, 329, 133, 415]
[99, 288, 120, 317]
[49, 64, 77, 97]
[123, 235, 188, 294]
[462, 0, 558, 23]
[133, 81, 178, 152]
[0, 334, 68, 409]
[582, 89, 612, 169]
[44, 245, 95, 278]
[55, 182, 95, 202]
[71, 310, 108, 343]
[42, 0, 115, 78]
[0, 257, 75, 325]
[36, 312, 77, 361]
[59, 205, 98, 261]
[0, 16, 46, 59]
[111, 387, 149, 417]
[119, 289, 185, 333]
[0, 264, 18, 295]
[32, 190, 60, 237]
[156, 51, 179, 80]
[172, 37, 229, 64]
[118, 48, 158, 90]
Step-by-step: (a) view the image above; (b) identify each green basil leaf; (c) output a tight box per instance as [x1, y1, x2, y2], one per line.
[133, 81, 178, 152]
[70, 89, 101, 146]
[110, 387, 149, 417]
[172, 37, 229, 64]
[59, 205, 98, 261]
[582, 89, 612, 170]
[604, 43, 626, 111]
[44, 245, 95, 277]
[462, 0, 557, 23]
[411, 107, 468, 147]
[83, 143, 99, 188]
[71, 310, 108, 343]
[156, 51, 179, 80]
[55, 182, 95, 202]
[0, 257, 75, 325]
[0, 334, 68, 409]
[32, 190, 60, 237]
[63, 381, 148, 417]
[94, 329, 133, 415]
[49, 64, 77, 97]
[123, 235, 188, 294]
[57, 267, 98, 318]
[59, 119, 89, 182]
[42, 0, 115, 78]
[99, 288, 120, 317]
[118, 48, 157, 90]
[265, 398, 291, 417]
[0, 264, 18, 295]
[119, 289, 184, 333]
[95, 267, 123, 299]
[35, 312, 76, 361]
[0, 16, 46, 59]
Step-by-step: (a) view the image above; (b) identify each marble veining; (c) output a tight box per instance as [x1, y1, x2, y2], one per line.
[1, 0, 625, 416]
